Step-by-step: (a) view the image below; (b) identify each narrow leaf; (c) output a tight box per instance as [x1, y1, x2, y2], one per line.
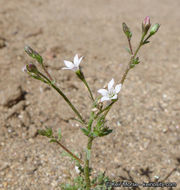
[58, 128, 62, 141]
[125, 47, 131, 54]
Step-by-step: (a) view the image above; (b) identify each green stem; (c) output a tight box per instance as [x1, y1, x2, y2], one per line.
[51, 83, 85, 123]
[121, 33, 145, 85]
[82, 78, 94, 101]
[95, 100, 116, 119]
[38, 72, 85, 124]
[143, 34, 152, 44]
[84, 136, 94, 190]
[98, 34, 146, 119]
[83, 111, 95, 189]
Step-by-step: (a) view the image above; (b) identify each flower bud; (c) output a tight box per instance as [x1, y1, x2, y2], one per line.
[142, 16, 151, 35]
[26, 63, 38, 74]
[122, 22, 132, 40]
[24, 46, 43, 64]
[150, 23, 160, 35]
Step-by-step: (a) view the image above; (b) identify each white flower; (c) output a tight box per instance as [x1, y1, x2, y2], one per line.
[62, 54, 83, 71]
[98, 78, 122, 102]
[75, 166, 80, 174]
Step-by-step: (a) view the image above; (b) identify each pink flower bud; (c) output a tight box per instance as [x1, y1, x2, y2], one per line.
[143, 16, 150, 26]
[27, 63, 38, 74]
[142, 16, 151, 35]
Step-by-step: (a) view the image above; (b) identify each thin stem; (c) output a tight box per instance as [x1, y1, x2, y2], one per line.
[128, 39, 133, 55]
[38, 72, 85, 124]
[100, 34, 146, 119]
[120, 64, 131, 84]
[51, 83, 85, 123]
[121, 33, 145, 85]
[104, 104, 113, 118]
[143, 34, 152, 44]
[84, 111, 95, 189]
[95, 100, 116, 119]
[84, 136, 94, 190]
[42, 63, 53, 81]
[82, 78, 94, 101]
[55, 140, 83, 164]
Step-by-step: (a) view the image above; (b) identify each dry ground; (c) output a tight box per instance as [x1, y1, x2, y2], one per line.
[0, 0, 180, 189]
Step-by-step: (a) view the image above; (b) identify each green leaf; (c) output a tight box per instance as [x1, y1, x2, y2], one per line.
[130, 64, 135, 68]
[133, 57, 140, 65]
[58, 128, 62, 141]
[71, 118, 84, 124]
[61, 150, 81, 164]
[93, 116, 112, 137]
[91, 131, 99, 137]
[125, 47, 131, 54]
[49, 138, 57, 143]
[130, 57, 140, 68]
[30, 73, 48, 83]
[143, 40, 150, 45]
[99, 128, 113, 137]
[37, 128, 53, 138]
[80, 128, 90, 136]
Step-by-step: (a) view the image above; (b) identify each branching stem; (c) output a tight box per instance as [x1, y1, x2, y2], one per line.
[55, 140, 83, 164]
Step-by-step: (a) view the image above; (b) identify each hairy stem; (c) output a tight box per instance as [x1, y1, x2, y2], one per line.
[84, 136, 93, 190]
[84, 111, 95, 189]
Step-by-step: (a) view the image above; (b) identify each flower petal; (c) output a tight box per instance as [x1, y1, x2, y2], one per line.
[111, 94, 117, 100]
[22, 65, 27, 72]
[101, 96, 110, 102]
[73, 54, 79, 66]
[115, 84, 122, 94]
[64, 60, 74, 69]
[62, 67, 72, 70]
[98, 89, 108, 96]
[76, 56, 83, 66]
[108, 78, 114, 90]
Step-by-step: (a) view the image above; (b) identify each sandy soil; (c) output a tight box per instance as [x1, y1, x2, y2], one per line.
[0, 0, 180, 189]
